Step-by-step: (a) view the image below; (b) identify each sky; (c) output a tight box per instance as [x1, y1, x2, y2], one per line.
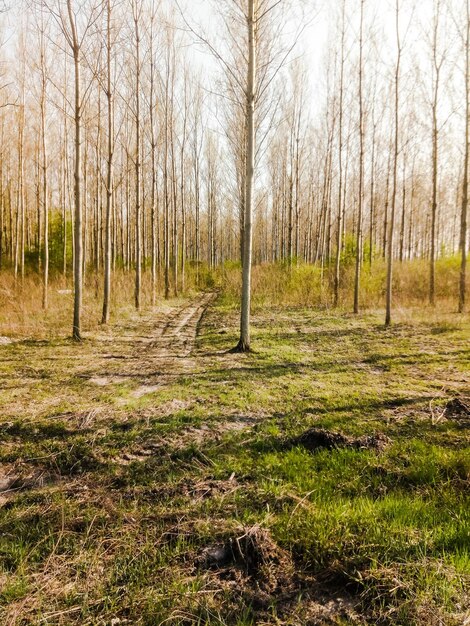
[172, 0, 442, 114]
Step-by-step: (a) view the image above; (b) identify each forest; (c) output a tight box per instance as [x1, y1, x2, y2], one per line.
[0, 0, 469, 624]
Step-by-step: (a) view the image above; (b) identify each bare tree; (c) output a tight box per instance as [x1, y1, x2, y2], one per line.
[334, 0, 346, 308]
[234, 0, 255, 351]
[354, 0, 365, 314]
[101, 0, 116, 324]
[429, 0, 445, 306]
[385, 0, 403, 327]
[131, 0, 142, 311]
[38, 8, 49, 310]
[459, 0, 469, 313]
[43, 0, 103, 340]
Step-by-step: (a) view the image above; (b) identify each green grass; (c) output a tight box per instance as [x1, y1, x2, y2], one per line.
[0, 294, 468, 625]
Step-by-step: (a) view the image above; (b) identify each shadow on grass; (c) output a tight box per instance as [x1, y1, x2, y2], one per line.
[1, 421, 89, 442]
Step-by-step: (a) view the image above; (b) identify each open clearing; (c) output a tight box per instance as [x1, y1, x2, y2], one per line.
[0, 294, 469, 625]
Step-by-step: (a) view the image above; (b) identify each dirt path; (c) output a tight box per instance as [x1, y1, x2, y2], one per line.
[88, 291, 217, 390]
[146, 291, 217, 360]
[0, 292, 221, 493]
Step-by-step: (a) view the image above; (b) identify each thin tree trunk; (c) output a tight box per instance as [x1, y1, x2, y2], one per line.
[459, 0, 469, 313]
[40, 20, 49, 310]
[235, 0, 255, 352]
[334, 0, 346, 307]
[102, 0, 114, 324]
[70, 10, 83, 341]
[134, 2, 142, 311]
[430, 0, 442, 306]
[354, 0, 365, 314]
[386, 0, 401, 327]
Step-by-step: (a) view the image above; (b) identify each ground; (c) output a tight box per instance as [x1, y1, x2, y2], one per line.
[0, 292, 469, 625]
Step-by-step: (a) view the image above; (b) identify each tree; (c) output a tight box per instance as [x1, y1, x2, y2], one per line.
[459, 0, 469, 313]
[385, 0, 403, 327]
[334, 0, 346, 308]
[38, 8, 49, 310]
[354, 0, 365, 314]
[101, 0, 116, 324]
[44, 0, 103, 340]
[429, 0, 445, 306]
[236, 0, 255, 351]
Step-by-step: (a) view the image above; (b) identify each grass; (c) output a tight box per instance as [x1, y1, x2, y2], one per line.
[220, 255, 468, 310]
[0, 267, 469, 624]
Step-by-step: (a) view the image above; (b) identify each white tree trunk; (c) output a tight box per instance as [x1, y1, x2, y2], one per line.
[236, 0, 256, 352]
[459, 0, 469, 313]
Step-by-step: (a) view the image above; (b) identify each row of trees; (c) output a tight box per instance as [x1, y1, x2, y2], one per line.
[0, 0, 468, 346]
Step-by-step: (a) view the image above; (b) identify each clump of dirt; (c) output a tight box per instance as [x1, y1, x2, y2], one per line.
[195, 526, 365, 620]
[445, 397, 470, 419]
[291, 428, 390, 453]
[291, 593, 363, 625]
[196, 525, 296, 603]
[356, 433, 391, 451]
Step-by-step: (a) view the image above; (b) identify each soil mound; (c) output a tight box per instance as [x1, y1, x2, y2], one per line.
[196, 525, 295, 601]
[291, 428, 390, 453]
[445, 397, 470, 419]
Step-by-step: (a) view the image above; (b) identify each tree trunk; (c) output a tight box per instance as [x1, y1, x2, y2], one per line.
[459, 0, 469, 313]
[40, 25, 49, 311]
[354, 0, 365, 314]
[385, 0, 401, 327]
[102, 0, 113, 324]
[235, 0, 255, 352]
[72, 43, 82, 341]
[134, 3, 142, 312]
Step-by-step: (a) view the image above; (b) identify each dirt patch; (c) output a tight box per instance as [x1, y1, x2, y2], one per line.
[219, 414, 261, 431]
[133, 477, 240, 503]
[195, 526, 364, 621]
[96, 293, 217, 391]
[115, 416, 260, 466]
[182, 477, 239, 501]
[131, 384, 161, 399]
[291, 593, 363, 625]
[157, 399, 193, 415]
[445, 397, 470, 419]
[291, 428, 391, 453]
[89, 376, 127, 386]
[196, 525, 296, 601]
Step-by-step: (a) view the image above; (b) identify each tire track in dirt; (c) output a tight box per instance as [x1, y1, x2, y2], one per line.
[148, 291, 216, 358]
[88, 292, 216, 380]
[111, 292, 264, 464]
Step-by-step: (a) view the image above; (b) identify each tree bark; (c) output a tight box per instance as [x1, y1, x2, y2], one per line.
[235, 0, 256, 352]
[102, 0, 114, 324]
[459, 0, 469, 313]
[385, 0, 401, 327]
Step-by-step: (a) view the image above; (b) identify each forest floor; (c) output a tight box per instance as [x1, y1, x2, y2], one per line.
[0, 291, 469, 625]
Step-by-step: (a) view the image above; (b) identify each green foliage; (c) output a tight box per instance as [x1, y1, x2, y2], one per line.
[219, 255, 467, 310]
[16, 210, 72, 276]
[341, 233, 359, 266]
[46, 210, 72, 275]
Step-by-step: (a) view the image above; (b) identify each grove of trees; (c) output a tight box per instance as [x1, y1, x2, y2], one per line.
[0, 0, 468, 340]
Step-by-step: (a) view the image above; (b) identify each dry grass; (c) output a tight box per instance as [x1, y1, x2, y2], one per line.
[0, 257, 466, 339]
[0, 269, 201, 340]
[220, 256, 468, 312]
